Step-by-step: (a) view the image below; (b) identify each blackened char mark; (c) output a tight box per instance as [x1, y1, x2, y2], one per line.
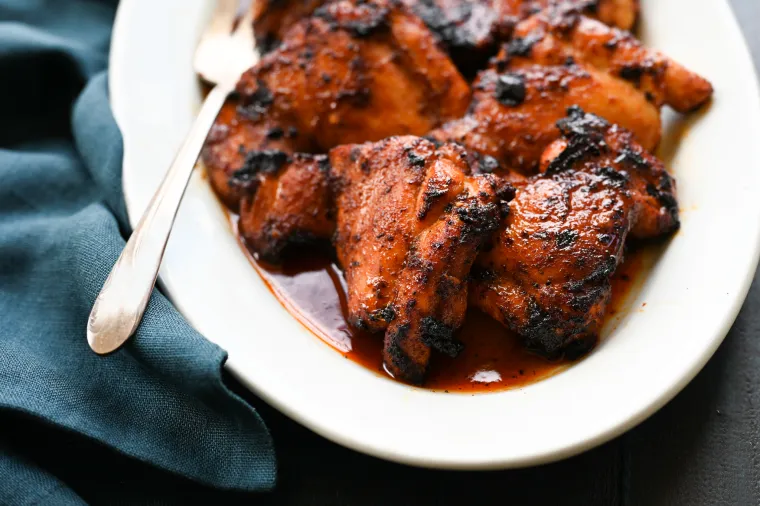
[370, 305, 396, 324]
[556, 229, 578, 249]
[522, 301, 567, 358]
[314, 2, 390, 38]
[564, 255, 617, 293]
[348, 303, 396, 331]
[413, 0, 462, 46]
[456, 199, 501, 242]
[314, 153, 331, 172]
[619, 64, 644, 85]
[547, 107, 609, 174]
[506, 33, 541, 58]
[422, 135, 444, 149]
[595, 166, 630, 188]
[521, 299, 596, 359]
[614, 147, 649, 170]
[254, 229, 324, 264]
[494, 73, 526, 106]
[385, 325, 426, 385]
[412, 0, 492, 53]
[229, 150, 289, 190]
[556, 106, 609, 138]
[568, 284, 607, 313]
[412, 0, 502, 78]
[420, 317, 463, 357]
[646, 182, 680, 228]
[418, 185, 447, 220]
[545, 134, 602, 174]
[266, 126, 284, 139]
[407, 151, 427, 168]
[237, 80, 274, 121]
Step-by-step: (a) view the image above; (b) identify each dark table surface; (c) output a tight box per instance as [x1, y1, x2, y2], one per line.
[232, 2, 760, 504]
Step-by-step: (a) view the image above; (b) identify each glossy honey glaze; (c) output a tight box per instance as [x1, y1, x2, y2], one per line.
[234, 211, 646, 392]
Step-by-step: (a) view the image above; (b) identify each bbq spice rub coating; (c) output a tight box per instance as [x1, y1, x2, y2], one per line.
[203, 0, 470, 209]
[331, 137, 513, 382]
[471, 107, 678, 358]
[252, 0, 640, 75]
[202, 0, 713, 385]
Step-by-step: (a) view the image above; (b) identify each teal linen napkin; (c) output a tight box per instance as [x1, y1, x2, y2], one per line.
[0, 1, 276, 504]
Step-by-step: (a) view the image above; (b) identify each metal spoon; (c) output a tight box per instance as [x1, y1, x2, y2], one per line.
[87, 0, 257, 354]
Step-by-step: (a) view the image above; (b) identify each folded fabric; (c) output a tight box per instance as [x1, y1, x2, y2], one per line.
[0, 1, 276, 504]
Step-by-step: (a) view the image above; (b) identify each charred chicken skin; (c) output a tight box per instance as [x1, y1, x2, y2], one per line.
[330, 136, 513, 383]
[430, 7, 713, 173]
[202, 0, 470, 211]
[198, 0, 714, 386]
[253, 0, 639, 74]
[410, 0, 639, 74]
[471, 107, 678, 358]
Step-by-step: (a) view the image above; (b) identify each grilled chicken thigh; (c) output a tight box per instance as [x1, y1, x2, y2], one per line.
[242, 0, 471, 148]
[430, 7, 712, 173]
[331, 136, 513, 383]
[203, 0, 470, 211]
[471, 107, 678, 357]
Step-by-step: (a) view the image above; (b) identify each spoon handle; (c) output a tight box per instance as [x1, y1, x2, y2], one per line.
[87, 82, 233, 354]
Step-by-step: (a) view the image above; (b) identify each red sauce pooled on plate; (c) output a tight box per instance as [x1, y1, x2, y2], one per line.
[235, 215, 644, 392]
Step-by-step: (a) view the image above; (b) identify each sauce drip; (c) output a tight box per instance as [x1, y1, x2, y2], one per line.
[248, 236, 644, 392]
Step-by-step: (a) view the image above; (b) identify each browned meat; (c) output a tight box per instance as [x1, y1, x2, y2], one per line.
[430, 7, 712, 173]
[253, 0, 639, 74]
[203, 102, 314, 210]
[330, 136, 513, 383]
[412, 0, 639, 74]
[471, 107, 678, 358]
[237, 153, 335, 262]
[205, 0, 708, 387]
[240, 0, 471, 148]
[204, 0, 471, 216]
[429, 63, 662, 174]
[511, 8, 712, 113]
